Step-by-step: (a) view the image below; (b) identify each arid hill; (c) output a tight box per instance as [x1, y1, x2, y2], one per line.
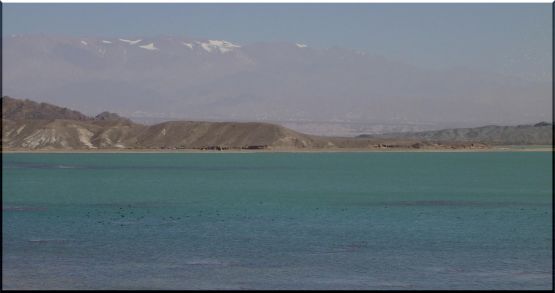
[7, 96, 544, 151]
[2, 96, 326, 150]
[2, 96, 92, 121]
[360, 123, 553, 145]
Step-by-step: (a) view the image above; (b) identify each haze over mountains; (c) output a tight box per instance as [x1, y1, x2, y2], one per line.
[3, 35, 551, 135]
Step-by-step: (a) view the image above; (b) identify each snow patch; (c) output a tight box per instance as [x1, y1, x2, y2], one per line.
[199, 40, 241, 53]
[200, 42, 213, 52]
[80, 40, 88, 46]
[139, 43, 159, 50]
[101, 40, 112, 44]
[182, 42, 193, 49]
[296, 43, 307, 48]
[119, 38, 142, 45]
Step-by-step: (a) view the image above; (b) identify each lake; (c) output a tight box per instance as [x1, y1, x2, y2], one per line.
[2, 152, 552, 289]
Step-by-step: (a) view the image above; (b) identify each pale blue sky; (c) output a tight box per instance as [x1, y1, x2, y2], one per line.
[3, 3, 552, 81]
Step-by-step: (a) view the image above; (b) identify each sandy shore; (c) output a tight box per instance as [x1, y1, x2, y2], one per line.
[2, 146, 552, 154]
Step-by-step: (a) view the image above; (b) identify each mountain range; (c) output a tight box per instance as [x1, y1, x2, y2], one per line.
[3, 35, 551, 131]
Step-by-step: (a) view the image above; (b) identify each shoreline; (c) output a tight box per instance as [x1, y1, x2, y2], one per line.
[2, 146, 553, 154]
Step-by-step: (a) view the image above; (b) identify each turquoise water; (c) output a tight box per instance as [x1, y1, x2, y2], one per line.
[2, 152, 553, 289]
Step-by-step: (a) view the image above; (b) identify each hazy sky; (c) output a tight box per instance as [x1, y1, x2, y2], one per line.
[3, 3, 552, 82]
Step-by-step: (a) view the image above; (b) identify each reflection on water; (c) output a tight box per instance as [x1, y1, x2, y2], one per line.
[3, 160, 289, 171]
[3, 206, 48, 212]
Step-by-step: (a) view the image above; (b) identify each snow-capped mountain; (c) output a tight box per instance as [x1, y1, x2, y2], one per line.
[2, 35, 551, 128]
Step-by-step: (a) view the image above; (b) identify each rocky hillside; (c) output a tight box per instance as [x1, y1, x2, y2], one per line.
[134, 121, 317, 149]
[360, 123, 553, 145]
[1, 96, 320, 150]
[2, 96, 92, 121]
